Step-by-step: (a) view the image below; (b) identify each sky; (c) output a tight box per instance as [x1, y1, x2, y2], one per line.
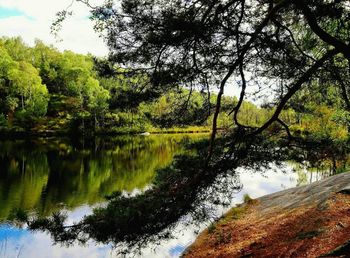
[0, 0, 109, 56]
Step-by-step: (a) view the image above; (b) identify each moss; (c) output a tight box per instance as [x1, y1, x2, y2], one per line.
[243, 194, 258, 205]
[207, 223, 216, 234]
[222, 205, 247, 222]
[217, 195, 258, 226]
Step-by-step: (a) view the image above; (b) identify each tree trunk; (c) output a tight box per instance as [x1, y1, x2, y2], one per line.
[21, 95, 24, 110]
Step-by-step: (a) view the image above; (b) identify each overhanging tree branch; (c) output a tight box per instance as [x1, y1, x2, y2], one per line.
[252, 48, 339, 135]
[206, 0, 288, 165]
[294, 0, 350, 59]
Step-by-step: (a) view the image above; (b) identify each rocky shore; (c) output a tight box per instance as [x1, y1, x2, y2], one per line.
[184, 172, 350, 258]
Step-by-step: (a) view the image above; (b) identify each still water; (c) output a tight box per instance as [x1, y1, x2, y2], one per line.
[0, 134, 341, 257]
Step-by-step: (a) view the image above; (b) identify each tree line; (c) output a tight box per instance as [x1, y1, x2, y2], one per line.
[69, 0, 350, 162]
[0, 36, 348, 142]
[0, 36, 268, 135]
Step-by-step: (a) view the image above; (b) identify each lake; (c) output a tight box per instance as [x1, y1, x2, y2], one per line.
[0, 134, 342, 257]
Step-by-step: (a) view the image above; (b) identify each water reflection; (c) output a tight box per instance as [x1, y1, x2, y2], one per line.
[0, 134, 348, 257]
[0, 162, 341, 258]
[0, 134, 205, 219]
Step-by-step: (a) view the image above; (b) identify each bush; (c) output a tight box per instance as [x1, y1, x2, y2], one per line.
[14, 110, 37, 129]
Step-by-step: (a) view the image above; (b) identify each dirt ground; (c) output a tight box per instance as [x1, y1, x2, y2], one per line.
[184, 172, 350, 258]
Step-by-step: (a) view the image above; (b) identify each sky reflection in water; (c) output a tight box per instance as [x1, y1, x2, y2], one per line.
[0, 136, 326, 258]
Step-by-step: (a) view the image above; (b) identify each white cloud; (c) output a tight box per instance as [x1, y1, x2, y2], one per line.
[0, 0, 108, 56]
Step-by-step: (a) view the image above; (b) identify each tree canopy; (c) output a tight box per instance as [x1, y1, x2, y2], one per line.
[0, 36, 244, 135]
[72, 0, 350, 160]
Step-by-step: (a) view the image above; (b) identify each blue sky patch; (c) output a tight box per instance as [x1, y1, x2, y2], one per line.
[0, 7, 33, 20]
[0, 224, 29, 241]
[169, 245, 186, 257]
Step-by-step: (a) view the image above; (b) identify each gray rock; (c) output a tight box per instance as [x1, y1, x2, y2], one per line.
[256, 172, 350, 215]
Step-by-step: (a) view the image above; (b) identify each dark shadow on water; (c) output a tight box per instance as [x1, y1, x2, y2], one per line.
[5, 132, 350, 256]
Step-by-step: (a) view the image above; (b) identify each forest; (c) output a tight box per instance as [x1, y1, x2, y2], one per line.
[0, 36, 232, 135]
[0, 37, 348, 142]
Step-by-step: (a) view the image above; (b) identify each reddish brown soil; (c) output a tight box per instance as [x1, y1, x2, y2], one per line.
[185, 193, 350, 258]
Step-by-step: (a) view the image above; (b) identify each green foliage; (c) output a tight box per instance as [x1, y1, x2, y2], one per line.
[11, 1, 350, 253]
[0, 36, 349, 144]
[31, 39, 60, 90]
[8, 208, 28, 223]
[287, 78, 350, 143]
[0, 113, 7, 128]
[226, 206, 247, 220]
[0, 39, 244, 134]
[0, 45, 18, 80]
[332, 109, 350, 128]
[207, 223, 216, 234]
[1, 37, 31, 62]
[243, 194, 254, 204]
[86, 77, 110, 115]
[8, 61, 49, 116]
[141, 89, 212, 127]
[290, 105, 348, 142]
[0, 42, 50, 124]
[0, 37, 110, 132]
[0, 135, 197, 219]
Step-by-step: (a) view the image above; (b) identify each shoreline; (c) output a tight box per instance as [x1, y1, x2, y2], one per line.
[184, 171, 350, 257]
[0, 129, 212, 140]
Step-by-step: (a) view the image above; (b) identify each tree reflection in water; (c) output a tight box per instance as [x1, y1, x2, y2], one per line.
[9, 133, 350, 255]
[0, 135, 205, 219]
